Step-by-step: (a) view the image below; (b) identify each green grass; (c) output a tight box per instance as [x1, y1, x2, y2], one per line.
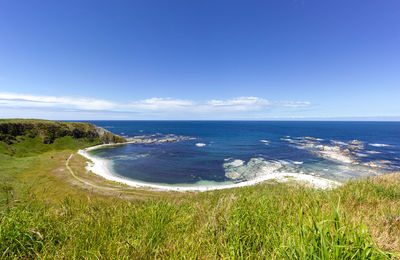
[1, 181, 395, 259]
[0, 119, 126, 147]
[0, 124, 399, 259]
[0, 136, 102, 157]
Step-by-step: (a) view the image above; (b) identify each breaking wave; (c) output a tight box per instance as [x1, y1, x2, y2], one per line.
[369, 143, 391, 147]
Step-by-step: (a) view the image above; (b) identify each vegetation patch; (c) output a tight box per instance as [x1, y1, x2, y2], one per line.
[0, 119, 125, 157]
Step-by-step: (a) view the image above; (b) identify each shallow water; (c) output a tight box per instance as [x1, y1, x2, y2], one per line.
[86, 121, 400, 187]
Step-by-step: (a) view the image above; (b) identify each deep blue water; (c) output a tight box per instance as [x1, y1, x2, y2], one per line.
[85, 121, 400, 186]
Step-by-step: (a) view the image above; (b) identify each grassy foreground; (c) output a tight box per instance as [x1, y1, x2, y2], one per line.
[1, 124, 400, 258]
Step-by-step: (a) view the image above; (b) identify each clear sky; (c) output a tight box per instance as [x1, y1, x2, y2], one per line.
[0, 0, 399, 120]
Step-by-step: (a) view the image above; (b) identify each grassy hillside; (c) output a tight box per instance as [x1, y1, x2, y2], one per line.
[0, 119, 125, 156]
[0, 120, 399, 259]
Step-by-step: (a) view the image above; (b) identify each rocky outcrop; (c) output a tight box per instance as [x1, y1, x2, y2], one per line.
[0, 119, 126, 144]
[126, 134, 195, 144]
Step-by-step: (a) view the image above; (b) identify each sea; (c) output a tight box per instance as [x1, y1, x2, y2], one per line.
[84, 121, 400, 188]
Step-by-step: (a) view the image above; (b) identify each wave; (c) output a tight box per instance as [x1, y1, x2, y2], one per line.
[292, 161, 304, 165]
[331, 140, 348, 146]
[303, 137, 324, 141]
[369, 143, 391, 147]
[366, 150, 381, 154]
[362, 160, 392, 168]
[110, 153, 150, 160]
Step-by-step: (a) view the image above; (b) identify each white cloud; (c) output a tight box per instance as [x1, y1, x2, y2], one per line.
[0, 92, 310, 117]
[278, 101, 311, 107]
[207, 97, 270, 111]
[127, 98, 194, 111]
[0, 93, 115, 110]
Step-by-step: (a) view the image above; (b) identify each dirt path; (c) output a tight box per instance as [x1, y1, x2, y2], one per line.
[66, 154, 118, 191]
[65, 153, 180, 199]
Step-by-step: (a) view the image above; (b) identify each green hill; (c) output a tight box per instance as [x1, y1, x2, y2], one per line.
[0, 119, 125, 157]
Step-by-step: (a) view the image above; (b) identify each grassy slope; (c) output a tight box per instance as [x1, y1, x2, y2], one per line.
[0, 119, 125, 156]
[1, 121, 400, 259]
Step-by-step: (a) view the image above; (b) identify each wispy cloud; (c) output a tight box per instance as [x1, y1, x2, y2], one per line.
[207, 97, 270, 111]
[0, 92, 311, 118]
[0, 93, 115, 110]
[277, 101, 311, 107]
[127, 98, 194, 111]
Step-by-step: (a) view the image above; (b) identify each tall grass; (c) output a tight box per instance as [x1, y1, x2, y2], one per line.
[0, 183, 394, 259]
[282, 200, 386, 259]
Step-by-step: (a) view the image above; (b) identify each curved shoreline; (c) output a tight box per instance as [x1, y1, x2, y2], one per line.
[77, 143, 341, 192]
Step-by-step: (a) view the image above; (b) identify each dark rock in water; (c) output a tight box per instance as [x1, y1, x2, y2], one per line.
[126, 134, 195, 144]
[348, 145, 360, 151]
[349, 140, 363, 145]
[304, 137, 318, 140]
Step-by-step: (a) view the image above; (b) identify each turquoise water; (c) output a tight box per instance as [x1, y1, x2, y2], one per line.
[87, 121, 400, 186]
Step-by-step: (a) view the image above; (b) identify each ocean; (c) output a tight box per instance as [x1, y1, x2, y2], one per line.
[84, 121, 400, 188]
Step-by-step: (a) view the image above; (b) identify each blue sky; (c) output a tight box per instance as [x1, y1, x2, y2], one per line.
[0, 0, 399, 120]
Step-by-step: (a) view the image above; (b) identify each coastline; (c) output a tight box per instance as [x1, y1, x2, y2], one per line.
[77, 142, 341, 192]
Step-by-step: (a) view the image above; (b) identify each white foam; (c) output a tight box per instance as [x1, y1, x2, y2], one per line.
[366, 150, 381, 154]
[260, 140, 269, 143]
[78, 145, 340, 192]
[331, 140, 348, 146]
[303, 137, 324, 141]
[195, 143, 206, 147]
[379, 160, 391, 164]
[288, 138, 357, 165]
[281, 138, 298, 144]
[362, 161, 384, 168]
[370, 143, 391, 147]
[111, 154, 150, 160]
[225, 159, 245, 167]
[292, 161, 304, 165]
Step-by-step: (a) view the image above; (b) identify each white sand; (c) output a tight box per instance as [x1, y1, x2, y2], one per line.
[77, 143, 341, 192]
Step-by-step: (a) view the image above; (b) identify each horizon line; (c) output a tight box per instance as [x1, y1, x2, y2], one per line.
[3, 117, 400, 122]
